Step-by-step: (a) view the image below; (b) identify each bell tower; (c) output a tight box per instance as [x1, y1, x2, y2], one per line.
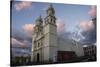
[32, 15, 44, 62]
[45, 4, 56, 25]
[43, 4, 57, 62]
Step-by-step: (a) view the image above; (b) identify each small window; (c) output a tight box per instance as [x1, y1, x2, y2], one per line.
[38, 42, 40, 47]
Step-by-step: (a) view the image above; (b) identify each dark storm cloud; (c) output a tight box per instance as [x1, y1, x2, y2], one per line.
[59, 17, 96, 44]
[80, 18, 96, 44]
[81, 27, 96, 44]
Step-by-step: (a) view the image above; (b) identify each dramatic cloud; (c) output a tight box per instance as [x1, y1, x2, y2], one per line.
[11, 37, 25, 47]
[11, 28, 32, 48]
[11, 40, 31, 57]
[14, 1, 32, 11]
[81, 29, 96, 44]
[79, 20, 94, 31]
[77, 6, 96, 44]
[11, 28, 26, 41]
[71, 30, 85, 42]
[88, 6, 96, 17]
[22, 24, 35, 38]
[79, 18, 96, 44]
[56, 20, 66, 33]
[11, 28, 32, 56]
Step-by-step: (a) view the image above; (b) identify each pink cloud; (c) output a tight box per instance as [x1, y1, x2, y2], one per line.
[22, 24, 35, 37]
[79, 20, 94, 31]
[11, 37, 30, 48]
[11, 37, 25, 47]
[56, 20, 66, 33]
[88, 6, 96, 17]
[15, 1, 32, 11]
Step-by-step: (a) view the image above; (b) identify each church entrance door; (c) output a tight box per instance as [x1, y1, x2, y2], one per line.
[37, 53, 40, 63]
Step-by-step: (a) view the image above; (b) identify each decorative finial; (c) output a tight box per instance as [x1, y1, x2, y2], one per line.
[47, 4, 55, 16]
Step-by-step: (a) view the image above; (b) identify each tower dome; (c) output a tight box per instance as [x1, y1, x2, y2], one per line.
[47, 4, 55, 16]
[36, 15, 43, 26]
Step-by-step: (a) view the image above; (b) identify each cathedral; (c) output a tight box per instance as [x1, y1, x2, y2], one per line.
[31, 4, 84, 63]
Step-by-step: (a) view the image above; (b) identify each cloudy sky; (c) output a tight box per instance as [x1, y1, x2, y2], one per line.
[11, 1, 96, 56]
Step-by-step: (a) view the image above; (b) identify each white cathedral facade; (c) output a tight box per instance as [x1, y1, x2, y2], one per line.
[31, 4, 84, 63]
